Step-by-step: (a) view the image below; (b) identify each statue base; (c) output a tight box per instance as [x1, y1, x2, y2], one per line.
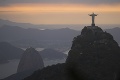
[91, 24, 95, 26]
[86, 26, 98, 29]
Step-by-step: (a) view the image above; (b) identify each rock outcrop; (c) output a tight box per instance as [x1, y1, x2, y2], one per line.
[17, 47, 44, 73]
[24, 63, 66, 80]
[66, 26, 120, 80]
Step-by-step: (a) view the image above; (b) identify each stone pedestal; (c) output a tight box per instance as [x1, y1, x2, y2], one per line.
[92, 24, 95, 26]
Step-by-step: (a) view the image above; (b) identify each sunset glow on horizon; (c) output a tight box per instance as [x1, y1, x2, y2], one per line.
[0, 3, 120, 24]
[1, 3, 120, 13]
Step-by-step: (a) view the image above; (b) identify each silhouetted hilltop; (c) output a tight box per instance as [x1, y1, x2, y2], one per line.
[0, 42, 23, 64]
[66, 26, 120, 80]
[24, 63, 66, 80]
[24, 63, 86, 80]
[17, 47, 44, 73]
[40, 48, 67, 60]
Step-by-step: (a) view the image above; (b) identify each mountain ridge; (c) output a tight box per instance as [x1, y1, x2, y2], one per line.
[0, 25, 79, 48]
[24, 26, 120, 80]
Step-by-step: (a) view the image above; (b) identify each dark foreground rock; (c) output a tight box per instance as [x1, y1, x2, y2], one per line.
[24, 63, 66, 80]
[66, 26, 120, 80]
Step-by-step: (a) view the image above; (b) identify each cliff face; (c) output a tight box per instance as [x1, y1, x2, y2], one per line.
[17, 47, 44, 73]
[66, 26, 120, 80]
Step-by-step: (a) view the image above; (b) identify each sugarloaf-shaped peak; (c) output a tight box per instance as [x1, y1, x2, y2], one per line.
[17, 47, 44, 73]
[66, 26, 120, 80]
[24, 47, 37, 54]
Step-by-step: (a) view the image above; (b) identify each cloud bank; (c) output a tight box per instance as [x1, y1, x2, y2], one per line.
[0, 0, 120, 6]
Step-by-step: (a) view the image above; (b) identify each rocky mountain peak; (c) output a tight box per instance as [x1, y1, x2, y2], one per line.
[24, 47, 37, 54]
[17, 47, 44, 73]
[71, 26, 117, 51]
[81, 26, 103, 35]
[66, 26, 120, 80]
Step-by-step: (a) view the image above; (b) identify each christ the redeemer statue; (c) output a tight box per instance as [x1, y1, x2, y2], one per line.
[89, 13, 98, 26]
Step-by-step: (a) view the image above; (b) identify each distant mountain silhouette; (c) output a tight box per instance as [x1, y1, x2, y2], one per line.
[0, 19, 41, 29]
[0, 25, 120, 49]
[0, 42, 24, 64]
[17, 47, 44, 73]
[105, 27, 120, 44]
[40, 48, 67, 60]
[0, 19, 84, 30]
[0, 25, 79, 48]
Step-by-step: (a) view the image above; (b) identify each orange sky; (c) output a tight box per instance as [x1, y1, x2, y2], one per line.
[0, 3, 120, 24]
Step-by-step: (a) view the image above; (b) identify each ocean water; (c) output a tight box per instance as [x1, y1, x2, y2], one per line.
[0, 48, 68, 79]
[0, 59, 66, 79]
[0, 59, 20, 79]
